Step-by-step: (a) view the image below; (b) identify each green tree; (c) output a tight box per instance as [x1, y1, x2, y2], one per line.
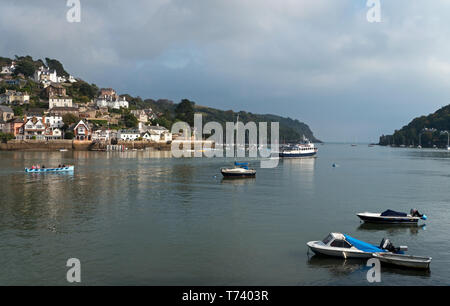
[122, 110, 138, 128]
[12, 105, 24, 117]
[14, 60, 35, 77]
[0, 132, 14, 143]
[175, 99, 195, 126]
[45, 58, 69, 77]
[64, 131, 74, 140]
[62, 113, 80, 129]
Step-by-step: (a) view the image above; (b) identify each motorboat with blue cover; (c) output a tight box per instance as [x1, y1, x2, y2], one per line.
[307, 233, 407, 259]
[357, 209, 427, 224]
[221, 162, 256, 178]
[25, 166, 74, 173]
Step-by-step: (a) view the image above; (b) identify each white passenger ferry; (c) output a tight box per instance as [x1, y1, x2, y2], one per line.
[279, 137, 318, 158]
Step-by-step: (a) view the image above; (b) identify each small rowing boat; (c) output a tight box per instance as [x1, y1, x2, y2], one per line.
[373, 253, 432, 270]
[25, 166, 74, 173]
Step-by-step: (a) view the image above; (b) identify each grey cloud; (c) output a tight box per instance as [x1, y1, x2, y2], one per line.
[1, 0, 449, 141]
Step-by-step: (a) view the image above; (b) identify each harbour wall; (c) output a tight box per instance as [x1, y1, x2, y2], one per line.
[0, 140, 214, 151]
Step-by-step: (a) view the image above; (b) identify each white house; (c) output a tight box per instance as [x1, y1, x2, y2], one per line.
[22, 115, 64, 129]
[141, 130, 160, 142]
[117, 129, 141, 141]
[44, 116, 64, 128]
[49, 97, 73, 109]
[96, 96, 129, 109]
[34, 66, 58, 85]
[92, 129, 115, 141]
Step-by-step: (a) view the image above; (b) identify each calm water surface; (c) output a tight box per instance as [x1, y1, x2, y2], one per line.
[0, 144, 449, 285]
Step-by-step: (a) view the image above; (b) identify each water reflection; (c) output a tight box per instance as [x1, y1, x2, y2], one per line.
[281, 157, 316, 191]
[357, 223, 426, 236]
[307, 255, 363, 277]
[307, 254, 431, 279]
[221, 177, 256, 186]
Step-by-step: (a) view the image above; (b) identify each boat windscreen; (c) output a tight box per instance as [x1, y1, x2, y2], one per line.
[344, 235, 385, 253]
[322, 234, 333, 245]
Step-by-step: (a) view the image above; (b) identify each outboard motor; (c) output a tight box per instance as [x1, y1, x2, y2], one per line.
[380, 238, 408, 254]
[410, 209, 427, 220]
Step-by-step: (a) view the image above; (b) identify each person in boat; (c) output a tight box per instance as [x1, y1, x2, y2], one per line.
[42, 165, 46, 169]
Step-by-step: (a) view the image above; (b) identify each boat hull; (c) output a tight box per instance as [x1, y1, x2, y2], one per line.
[25, 166, 74, 173]
[373, 253, 431, 270]
[221, 170, 256, 178]
[307, 241, 373, 259]
[357, 213, 419, 224]
[280, 152, 317, 158]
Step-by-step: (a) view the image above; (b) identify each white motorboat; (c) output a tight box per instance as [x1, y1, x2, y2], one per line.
[357, 209, 427, 224]
[373, 253, 432, 270]
[306, 233, 406, 259]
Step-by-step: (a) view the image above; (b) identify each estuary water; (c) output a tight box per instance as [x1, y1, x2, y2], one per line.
[0, 144, 449, 285]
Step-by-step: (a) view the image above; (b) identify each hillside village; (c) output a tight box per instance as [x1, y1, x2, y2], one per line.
[0, 56, 173, 146]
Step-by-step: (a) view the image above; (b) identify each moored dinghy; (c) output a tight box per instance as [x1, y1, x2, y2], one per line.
[373, 253, 432, 270]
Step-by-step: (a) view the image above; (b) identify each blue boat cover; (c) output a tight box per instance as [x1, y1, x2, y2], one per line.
[344, 235, 386, 253]
[235, 162, 249, 166]
[381, 209, 407, 217]
[235, 162, 249, 170]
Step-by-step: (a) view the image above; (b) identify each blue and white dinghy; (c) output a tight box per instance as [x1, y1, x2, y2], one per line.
[25, 166, 74, 173]
[307, 233, 407, 259]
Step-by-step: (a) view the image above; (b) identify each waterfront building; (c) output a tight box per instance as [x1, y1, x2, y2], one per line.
[139, 124, 172, 142]
[92, 129, 115, 142]
[117, 129, 141, 141]
[71, 120, 92, 141]
[21, 117, 47, 140]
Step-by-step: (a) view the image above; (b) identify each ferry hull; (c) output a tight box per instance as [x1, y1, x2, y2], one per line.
[280, 152, 317, 158]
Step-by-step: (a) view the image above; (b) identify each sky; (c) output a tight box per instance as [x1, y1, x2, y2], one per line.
[1, 0, 450, 142]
